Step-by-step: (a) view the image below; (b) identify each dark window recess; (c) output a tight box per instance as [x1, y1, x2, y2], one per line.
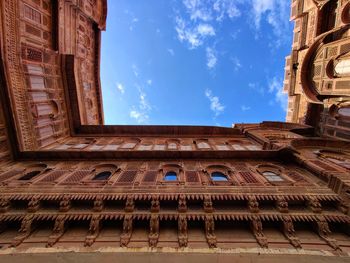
[211, 172, 228, 181]
[19, 170, 41, 180]
[143, 171, 157, 182]
[118, 170, 137, 183]
[93, 171, 112, 180]
[164, 171, 177, 181]
[239, 171, 259, 184]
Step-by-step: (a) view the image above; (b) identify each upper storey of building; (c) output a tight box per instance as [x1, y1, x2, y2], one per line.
[283, 0, 350, 141]
[0, 0, 107, 152]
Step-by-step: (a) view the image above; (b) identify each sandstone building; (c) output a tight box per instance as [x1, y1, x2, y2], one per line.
[0, 0, 349, 262]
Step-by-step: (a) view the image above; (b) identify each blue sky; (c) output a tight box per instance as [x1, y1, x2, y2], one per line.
[100, 0, 293, 126]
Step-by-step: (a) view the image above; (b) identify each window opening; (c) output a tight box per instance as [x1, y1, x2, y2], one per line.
[164, 171, 177, 181]
[93, 171, 112, 180]
[211, 172, 228, 181]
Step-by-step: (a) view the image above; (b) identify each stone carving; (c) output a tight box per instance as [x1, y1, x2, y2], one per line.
[337, 199, 349, 214]
[0, 198, 10, 213]
[276, 196, 289, 213]
[47, 215, 66, 247]
[151, 196, 160, 212]
[12, 215, 34, 247]
[178, 194, 187, 212]
[93, 197, 104, 212]
[282, 216, 301, 248]
[85, 215, 101, 247]
[178, 215, 188, 247]
[316, 218, 340, 251]
[120, 215, 133, 247]
[148, 215, 159, 248]
[125, 196, 134, 212]
[59, 196, 71, 212]
[307, 197, 322, 213]
[27, 197, 40, 212]
[248, 196, 259, 213]
[203, 195, 214, 213]
[205, 216, 217, 248]
[251, 217, 268, 248]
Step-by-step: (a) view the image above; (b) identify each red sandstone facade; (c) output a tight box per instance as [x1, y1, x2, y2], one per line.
[284, 0, 350, 141]
[0, 0, 349, 262]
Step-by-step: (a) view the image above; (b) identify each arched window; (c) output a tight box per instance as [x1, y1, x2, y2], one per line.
[338, 107, 350, 117]
[334, 59, 350, 76]
[262, 171, 284, 182]
[93, 171, 112, 180]
[211, 172, 228, 181]
[164, 171, 177, 181]
[19, 170, 41, 180]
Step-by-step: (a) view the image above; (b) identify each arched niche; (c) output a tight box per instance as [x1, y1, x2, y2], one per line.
[341, 2, 350, 24]
[255, 164, 291, 185]
[300, 26, 350, 102]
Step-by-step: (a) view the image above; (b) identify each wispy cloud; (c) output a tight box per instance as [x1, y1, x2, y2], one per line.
[248, 82, 264, 94]
[132, 64, 139, 77]
[231, 56, 242, 71]
[206, 47, 217, 69]
[175, 17, 215, 49]
[116, 83, 125, 94]
[147, 79, 153, 86]
[167, 48, 175, 56]
[205, 88, 225, 116]
[268, 77, 287, 110]
[129, 85, 152, 123]
[250, 0, 291, 44]
[241, 105, 251, 111]
[175, 0, 242, 49]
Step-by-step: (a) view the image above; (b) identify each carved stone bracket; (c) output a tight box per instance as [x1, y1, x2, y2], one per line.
[148, 215, 159, 248]
[0, 197, 10, 213]
[11, 215, 34, 247]
[93, 197, 104, 212]
[276, 196, 289, 213]
[315, 217, 341, 251]
[59, 196, 71, 212]
[203, 195, 214, 213]
[151, 196, 160, 213]
[337, 199, 350, 214]
[250, 217, 268, 248]
[282, 216, 301, 248]
[47, 215, 66, 247]
[307, 197, 322, 213]
[178, 194, 187, 213]
[85, 215, 101, 247]
[248, 196, 259, 213]
[120, 215, 133, 247]
[27, 197, 40, 213]
[178, 215, 188, 247]
[125, 197, 134, 212]
[205, 215, 217, 248]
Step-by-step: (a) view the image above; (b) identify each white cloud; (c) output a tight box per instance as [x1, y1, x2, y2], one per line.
[116, 83, 125, 94]
[132, 64, 139, 77]
[175, 0, 242, 49]
[147, 79, 153, 86]
[206, 47, 217, 69]
[241, 105, 251, 111]
[268, 77, 288, 110]
[205, 89, 225, 116]
[250, 0, 290, 43]
[231, 57, 242, 71]
[167, 48, 175, 56]
[175, 17, 215, 48]
[197, 24, 215, 36]
[129, 109, 149, 123]
[248, 82, 264, 94]
[129, 85, 152, 124]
